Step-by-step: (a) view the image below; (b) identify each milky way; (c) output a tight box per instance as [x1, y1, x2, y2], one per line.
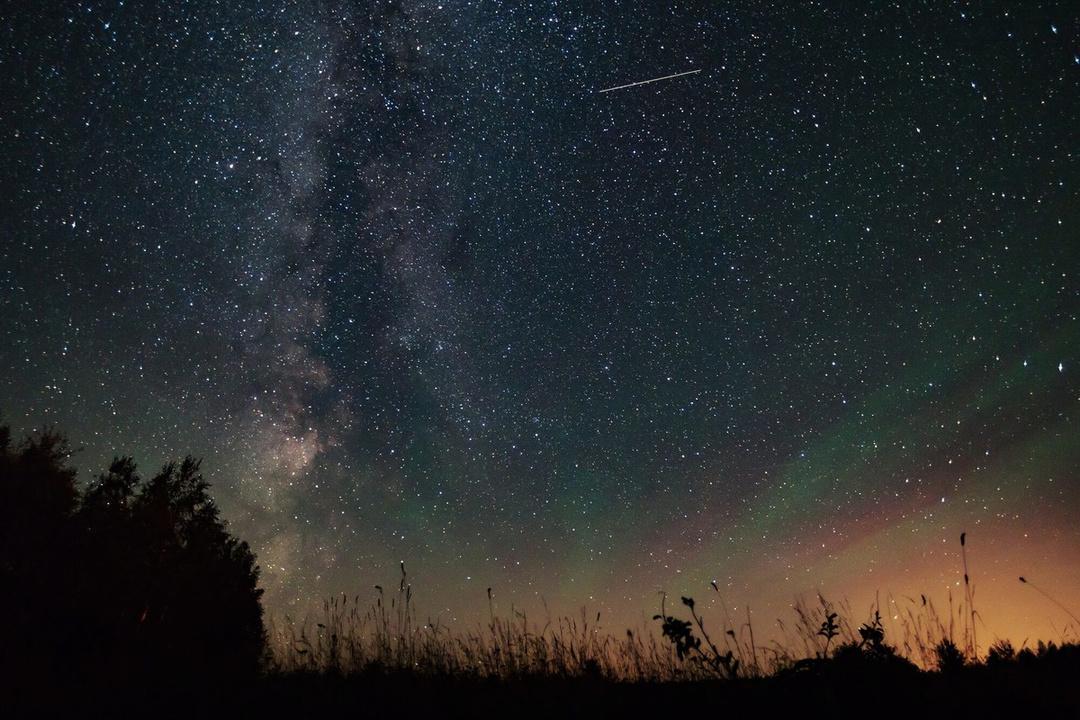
[2, 2, 1078, 641]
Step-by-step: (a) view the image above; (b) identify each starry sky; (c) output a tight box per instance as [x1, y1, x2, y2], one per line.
[2, 1, 1078, 643]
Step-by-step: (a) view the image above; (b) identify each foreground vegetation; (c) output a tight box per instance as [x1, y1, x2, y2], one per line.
[259, 564, 1080, 716]
[2, 424, 1078, 716]
[270, 563, 1018, 681]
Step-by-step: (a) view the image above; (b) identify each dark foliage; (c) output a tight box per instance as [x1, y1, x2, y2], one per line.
[654, 595, 740, 679]
[934, 638, 967, 674]
[786, 607, 921, 688]
[0, 425, 265, 697]
[986, 638, 1015, 667]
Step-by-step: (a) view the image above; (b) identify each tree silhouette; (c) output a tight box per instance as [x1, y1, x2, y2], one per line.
[126, 457, 266, 678]
[0, 427, 81, 686]
[0, 424, 265, 693]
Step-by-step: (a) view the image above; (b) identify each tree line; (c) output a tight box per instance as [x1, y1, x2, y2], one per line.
[0, 424, 265, 693]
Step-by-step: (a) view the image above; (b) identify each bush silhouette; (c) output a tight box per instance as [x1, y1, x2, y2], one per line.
[934, 639, 966, 674]
[986, 639, 1015, 667]
[0, 425, 265, 691]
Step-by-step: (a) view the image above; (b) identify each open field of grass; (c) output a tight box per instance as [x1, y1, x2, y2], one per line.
[269, 559, 1076, 680]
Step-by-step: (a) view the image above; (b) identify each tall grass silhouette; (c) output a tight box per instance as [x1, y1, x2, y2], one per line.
[960, 531, 978, 658]
[1019, 575, 1080, 630]
[271, 562, 680, 680]
[270, 533, 1078, 684]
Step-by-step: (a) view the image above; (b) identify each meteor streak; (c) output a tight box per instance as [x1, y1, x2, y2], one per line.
[597, 68, 701, 94]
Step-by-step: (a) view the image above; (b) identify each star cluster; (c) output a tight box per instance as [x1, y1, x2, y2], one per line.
[1, 1, 1078, 640]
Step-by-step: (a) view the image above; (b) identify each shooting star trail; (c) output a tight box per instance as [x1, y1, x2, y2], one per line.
[597, 68, 701, 94]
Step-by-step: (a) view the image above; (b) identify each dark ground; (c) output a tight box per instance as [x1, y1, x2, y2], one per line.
[11, 657, 1080, 719]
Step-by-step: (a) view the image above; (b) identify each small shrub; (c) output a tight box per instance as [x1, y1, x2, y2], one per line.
[986, 639, 1015, 667]
[935, 639, 966, 673]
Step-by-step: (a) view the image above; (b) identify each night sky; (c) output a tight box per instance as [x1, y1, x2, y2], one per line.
[2, 2, 1078, 643]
